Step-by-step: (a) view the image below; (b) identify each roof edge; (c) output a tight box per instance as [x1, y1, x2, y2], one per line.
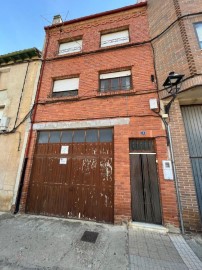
[0, 48, 41, 58]
[44, 2, 147, 31]
[0, 48, 42, 66]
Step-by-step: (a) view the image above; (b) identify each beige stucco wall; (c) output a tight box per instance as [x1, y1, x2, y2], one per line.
[0, 60, 41, 211]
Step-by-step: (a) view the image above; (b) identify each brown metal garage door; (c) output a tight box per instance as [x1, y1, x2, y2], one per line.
[26, 128, 114, 223]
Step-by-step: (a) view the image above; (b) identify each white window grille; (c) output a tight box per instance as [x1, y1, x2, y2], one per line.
[58, 40, 82, 55]
[101, 30, 129, 47]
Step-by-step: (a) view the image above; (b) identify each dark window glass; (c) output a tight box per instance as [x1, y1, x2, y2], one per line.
[111, 78, 119, 91]
[52, 90, 78, 98]
[195, 23, 202, 49]
[99, 129, 113, 142]
[73, 130, 85, 142]
[38, 131, 49, 143]
[121, 76, 131, 90]
[86, 129, 98, 142]
[100, 80, 109, 92]
[100, 76, 131, 92]
[129, 139, 154, 152]
[61, 131, 73, 143]
[49, 131, 61, 143]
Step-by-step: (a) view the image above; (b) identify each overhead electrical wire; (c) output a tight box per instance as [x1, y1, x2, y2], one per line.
[1, 10, 202, 135]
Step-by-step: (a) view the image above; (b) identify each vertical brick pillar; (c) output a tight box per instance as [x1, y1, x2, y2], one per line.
[169, 99, 201, 231]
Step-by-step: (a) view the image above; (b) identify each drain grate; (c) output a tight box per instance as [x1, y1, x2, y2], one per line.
[81, 231, 99, 243]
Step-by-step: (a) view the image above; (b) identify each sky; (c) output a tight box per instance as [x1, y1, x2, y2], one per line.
[0, 0, 137, 55]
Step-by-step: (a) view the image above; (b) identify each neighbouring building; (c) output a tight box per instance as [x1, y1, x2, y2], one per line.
[0, 48, 41, 211]
[144, 0, 202, 231]
[19, 2, 181, 231]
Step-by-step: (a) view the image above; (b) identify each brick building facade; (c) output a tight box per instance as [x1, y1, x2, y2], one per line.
[19, 2, 180, 230]
[144, 0, 202, 231]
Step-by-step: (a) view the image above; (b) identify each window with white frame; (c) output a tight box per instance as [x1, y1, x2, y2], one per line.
[101, 30, 129, 47]
[58, 39, 82, 55]
[100, 70, 132, 92]
[52, 78, 79, 97]
[194, 23, 202, 49]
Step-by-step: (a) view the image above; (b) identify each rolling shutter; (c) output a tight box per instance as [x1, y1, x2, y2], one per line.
[100, 70, 131, 79]
[53, 78, 79, 92]
[59, 40, 82, 55]
[101, 30, 129, 47]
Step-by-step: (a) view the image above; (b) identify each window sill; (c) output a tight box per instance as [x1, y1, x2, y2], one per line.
[43, 95, 79, 103]
[54, 51, 83, 59]
[97, 89, 135, 97]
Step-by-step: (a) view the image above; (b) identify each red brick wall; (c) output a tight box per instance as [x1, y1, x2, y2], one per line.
[147, 0, 202, 231]
[147, 0, 202, 89]
[169, 100, 201, 231]
[20, 5, 180, 228]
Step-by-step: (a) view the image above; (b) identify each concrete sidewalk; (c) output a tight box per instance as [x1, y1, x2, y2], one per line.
[0, 213, 128, 270]
[0, 213, 201, 270]
[129, 226, 202, 270]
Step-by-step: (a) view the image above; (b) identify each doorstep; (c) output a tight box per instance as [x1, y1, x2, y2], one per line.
[129, 222, 168, 234]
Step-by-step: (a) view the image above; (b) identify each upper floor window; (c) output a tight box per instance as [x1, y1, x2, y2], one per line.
[194, 23, 202, 49]
[52, 77, 79, 97]
[58, 39, 82, 55]
[100, 70, 132, 92]
[0, 69, 9, 91]
[101, 30, 129, 48]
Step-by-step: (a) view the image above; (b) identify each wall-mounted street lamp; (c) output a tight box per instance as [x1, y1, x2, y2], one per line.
[162, 71, 185, 234]
[163, 71, 184, 113]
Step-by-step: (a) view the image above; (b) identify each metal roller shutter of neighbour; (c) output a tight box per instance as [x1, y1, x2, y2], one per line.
[181, 105, 202, 217]
[26, 128, 114, 223]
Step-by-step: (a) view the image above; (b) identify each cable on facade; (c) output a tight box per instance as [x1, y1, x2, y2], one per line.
[44, 11, 202, 63]
[0, 104, 35, 135]
[2, 11, 202, 135]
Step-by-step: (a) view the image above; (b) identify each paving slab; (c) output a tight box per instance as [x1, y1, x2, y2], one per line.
[0, 214, 128, 270]
[1, 213, 201, 270]
[184, 234, 202, 262]
[128, 227, 188, 270]
[170, 234, 202, 270]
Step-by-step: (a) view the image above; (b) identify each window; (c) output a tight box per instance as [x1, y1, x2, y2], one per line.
[58, 39, 82, 55]
[52, 78, 79, 97]
[0, 69, 9, 90]
[194, 23, 202, 49]
[101, 30, 129, 47]
[100, 70, 132, 92]
[38, 129, 113, 144]
[0, 107, 4, 124]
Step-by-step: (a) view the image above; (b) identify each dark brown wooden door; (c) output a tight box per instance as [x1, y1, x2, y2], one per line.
[26, 129, 114, 223]
[130, 139, 162, 224]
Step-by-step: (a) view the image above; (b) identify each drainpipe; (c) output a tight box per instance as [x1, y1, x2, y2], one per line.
[167, 124, 185, 234]
[14, 31, 50, 214]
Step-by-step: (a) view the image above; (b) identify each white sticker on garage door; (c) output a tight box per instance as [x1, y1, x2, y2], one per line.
[60, 158, 67, 164]
[61, 145, 69, 154]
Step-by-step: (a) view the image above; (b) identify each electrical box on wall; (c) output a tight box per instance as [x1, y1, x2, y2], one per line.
[0, 117, 10, 131]
[162, 160, 174, 180]
[149, 98, 158, 110]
